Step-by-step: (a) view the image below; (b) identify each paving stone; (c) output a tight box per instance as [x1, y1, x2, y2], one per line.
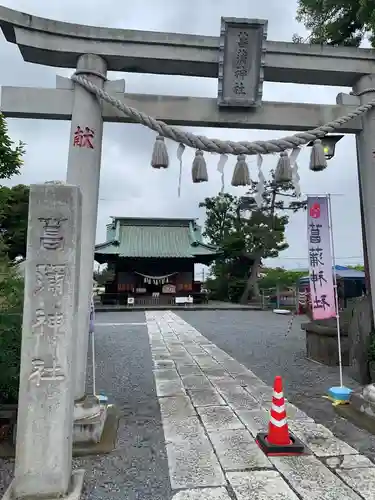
[185, 346, 207, 356]
[325, 454, 374, 469]
[153, 368, 181, 381]
[209, 429, 272, 471]
[163, 416, 207, 443]
[270, 455, 362, 499]
[153, 359, 176, 369]
[171, 487, 231, 500]
[245, 384, 274, 403]
[201, 368, 231, 379]
[236, 409, 269, 436]
[181, 374, 213, 390]
[210, 379, 241, 392]
[335, 466, 375, 499]
[231, 372, 263, 387]
[227, 391, 260, 411]
[201, 346, 230, 359]
[171, 353, 195, 362]
[152, 352, 172, 361]
[175, 360, 199, 369]
[150, 339, 167, 347]
[215, 384, 260, 411]
[197, 405, 244, 432]
[193, 356, 222, 370]
[168, 345, 188, 352]
[159, 395, 196, 420]
[188, 389, 226, 407]
[227, 470, 299, 500]
[285, 402, 314, 422]
[155, 378, 186, 397]
[219, 359, 249, 375]
[152, 347, 171, 354]
[177, 364, 203, 376]
[166, 437, 225, 489]
[288, 421, 358, 457]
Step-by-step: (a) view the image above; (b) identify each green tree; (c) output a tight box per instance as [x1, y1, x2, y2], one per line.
[93, 267, 115, 286]
[294, 0, 375, 47]
[348, 264, 365, 271]
[259, 267, 307, 290]
[0, 113, 27, 260]
[0, 113, 25, 179]
[200, 174, 306, 304]
[0, 184, 29, 261]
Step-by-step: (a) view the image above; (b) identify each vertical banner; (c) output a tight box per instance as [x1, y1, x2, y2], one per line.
[307, 196, 336, 320]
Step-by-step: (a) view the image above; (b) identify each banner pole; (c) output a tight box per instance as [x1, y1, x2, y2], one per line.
[327, 194, 343, 387]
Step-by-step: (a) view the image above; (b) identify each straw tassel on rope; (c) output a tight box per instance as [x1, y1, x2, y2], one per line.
[231, 154, 250, 186]
[192, 150, 208, 183]
[309, 139, 327, 172]
[274, 151, 293, 183]
[151, 135, 169, 169]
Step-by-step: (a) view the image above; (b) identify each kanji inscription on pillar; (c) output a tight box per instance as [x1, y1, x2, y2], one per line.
[14, 183, 82, 497]
[218, 17, 268, 107]
[73, 125, 95, 149]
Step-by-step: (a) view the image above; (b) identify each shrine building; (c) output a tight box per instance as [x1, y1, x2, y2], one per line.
[94, 217, 221, 305]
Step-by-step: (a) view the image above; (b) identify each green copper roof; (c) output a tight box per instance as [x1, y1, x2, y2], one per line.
[95, 217, 220, 260]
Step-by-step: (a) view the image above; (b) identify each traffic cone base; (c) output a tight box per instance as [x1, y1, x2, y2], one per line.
[256, 431, 305, 456]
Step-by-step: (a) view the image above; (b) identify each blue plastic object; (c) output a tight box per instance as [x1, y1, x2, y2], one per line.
[327, 386, 352, 403]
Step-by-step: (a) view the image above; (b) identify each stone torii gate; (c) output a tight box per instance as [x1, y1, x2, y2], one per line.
[2, 7, 375, 497]
[2, 4, 375, 395]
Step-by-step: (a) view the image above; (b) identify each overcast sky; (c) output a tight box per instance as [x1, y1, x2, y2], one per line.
[0, 0, 364, 272]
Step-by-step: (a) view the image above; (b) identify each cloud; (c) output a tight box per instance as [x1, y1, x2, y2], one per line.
[0, 0, 363, 271]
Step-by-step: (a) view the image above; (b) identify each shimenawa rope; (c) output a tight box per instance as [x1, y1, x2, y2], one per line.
[71, 73, 375, 194]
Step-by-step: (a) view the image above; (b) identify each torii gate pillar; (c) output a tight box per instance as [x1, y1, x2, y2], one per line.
[354, 74, 375, 326]
[66, 54, 107, 413]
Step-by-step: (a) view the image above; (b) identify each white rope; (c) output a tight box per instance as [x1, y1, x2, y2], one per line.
[71, 73, 375, 156]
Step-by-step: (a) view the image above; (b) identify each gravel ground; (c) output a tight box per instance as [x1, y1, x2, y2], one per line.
[178, 310, 375, 461]
[0, 312, 172, 500]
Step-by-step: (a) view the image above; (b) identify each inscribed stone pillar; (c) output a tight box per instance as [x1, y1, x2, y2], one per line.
[66, 53, 107, 402]
[353, 75, 375, 327]
[12, 183, 82, 499]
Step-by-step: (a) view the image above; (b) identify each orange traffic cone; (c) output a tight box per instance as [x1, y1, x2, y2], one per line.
[256, 376, 305, 456]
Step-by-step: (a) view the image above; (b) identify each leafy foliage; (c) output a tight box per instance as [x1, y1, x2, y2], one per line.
[259, 267, 307, 290]
[0, 113, 25, 179]
[294, 0, 375, 47]
[200, 174, 306, 303]
[0, 184, 29, 261]
[0, 240, 23, 403]
[93, 267, 115, 286]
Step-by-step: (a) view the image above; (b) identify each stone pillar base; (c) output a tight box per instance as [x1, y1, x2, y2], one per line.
[0, 406, 119, 459]
[73, 394, 101, 422]
[350, 384, 375, 418]
[2, 469, 85, 500]
[73, 403, 107, 444]
[73, 404, 120, 456]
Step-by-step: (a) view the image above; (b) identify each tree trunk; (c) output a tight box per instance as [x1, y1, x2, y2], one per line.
[239, 253, 262, 304]
[239, 187, 276, 305]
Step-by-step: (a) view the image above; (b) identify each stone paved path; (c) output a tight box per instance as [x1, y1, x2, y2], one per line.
[147, 310, 375, 499]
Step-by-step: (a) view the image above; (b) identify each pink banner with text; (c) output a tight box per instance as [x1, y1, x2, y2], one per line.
[307, 196, 336, 320]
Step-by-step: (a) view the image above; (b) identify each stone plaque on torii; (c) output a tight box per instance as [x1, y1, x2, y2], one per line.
[1, 6, 375, 499]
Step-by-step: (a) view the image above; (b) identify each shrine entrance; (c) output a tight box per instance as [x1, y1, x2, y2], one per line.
[2, 8, 375, 499]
